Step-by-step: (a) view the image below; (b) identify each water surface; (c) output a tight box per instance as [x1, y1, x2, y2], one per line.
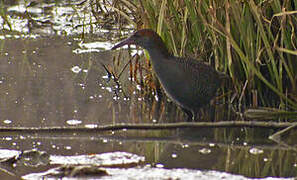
[0, 1, 296, 179]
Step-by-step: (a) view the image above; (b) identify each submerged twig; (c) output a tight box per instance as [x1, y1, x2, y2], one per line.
[0, 121, 296, 133]
[100, 62, 128, 98]
[269, 122, 297, 143]
[244, 107, 297, 120]
[117, 54, 139, 79]
[100, 62, 113, 81]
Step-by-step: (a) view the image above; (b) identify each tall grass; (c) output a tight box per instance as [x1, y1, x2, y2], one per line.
[112, 0, 297, 110]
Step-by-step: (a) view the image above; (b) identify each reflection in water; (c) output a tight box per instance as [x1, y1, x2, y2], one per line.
[0, 1, 297, 179]
[0, 37, 235, 127]
[0, 37, 158, 126]
[0, 37, 296, 178]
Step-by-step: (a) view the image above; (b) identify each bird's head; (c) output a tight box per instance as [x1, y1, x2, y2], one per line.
[112, 29, 165, 50]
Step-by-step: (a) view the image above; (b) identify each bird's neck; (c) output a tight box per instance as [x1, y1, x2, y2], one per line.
[146, 47, 172, 71]
[145, 46, 174, 77]
[145, 43, 172, 63]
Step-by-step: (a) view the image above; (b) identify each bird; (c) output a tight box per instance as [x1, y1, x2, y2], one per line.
[112, 29, 225, 120]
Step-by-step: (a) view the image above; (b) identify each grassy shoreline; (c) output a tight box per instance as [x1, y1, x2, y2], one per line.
[110, 0, 297, 111]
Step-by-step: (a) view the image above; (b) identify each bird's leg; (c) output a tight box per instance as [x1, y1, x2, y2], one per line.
[192, 111, 197, 121]
[181, 108, 194, 121]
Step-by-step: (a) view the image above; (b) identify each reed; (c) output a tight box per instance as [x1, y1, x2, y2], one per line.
[110, 0, 297, 110]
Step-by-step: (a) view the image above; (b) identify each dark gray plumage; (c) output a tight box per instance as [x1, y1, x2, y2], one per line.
[112, 29, 224, 120]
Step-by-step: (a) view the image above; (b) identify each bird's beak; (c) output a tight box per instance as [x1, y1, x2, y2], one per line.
[111, 37, 134, 50]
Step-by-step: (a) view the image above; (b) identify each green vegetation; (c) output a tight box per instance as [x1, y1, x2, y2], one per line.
[1, 0, 296, 112]
[111, 0, 297, 110]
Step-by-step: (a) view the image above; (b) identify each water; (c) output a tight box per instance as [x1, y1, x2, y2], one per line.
[0, 1, 296, 179]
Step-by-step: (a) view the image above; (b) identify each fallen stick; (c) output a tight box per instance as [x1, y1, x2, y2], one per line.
[0, 121, 296, 133]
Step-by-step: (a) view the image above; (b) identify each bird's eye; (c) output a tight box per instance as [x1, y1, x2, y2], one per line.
[134, 33, 140, 37]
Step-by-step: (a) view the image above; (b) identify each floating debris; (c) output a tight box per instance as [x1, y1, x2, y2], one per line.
[84, 124, 98, 128]
[171, 154, 177, 158]
[3, 120, 12, 124]
[199, 148, 212, 154]
[0, 149, 50, 167]
[71, 66, 82, 74]
[66, 119, 82, 126]
[27, 165, 108, 178]
[50, 152, 145, 166]
[23, 166, 292, 180]
[249, 148, 264, 155]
